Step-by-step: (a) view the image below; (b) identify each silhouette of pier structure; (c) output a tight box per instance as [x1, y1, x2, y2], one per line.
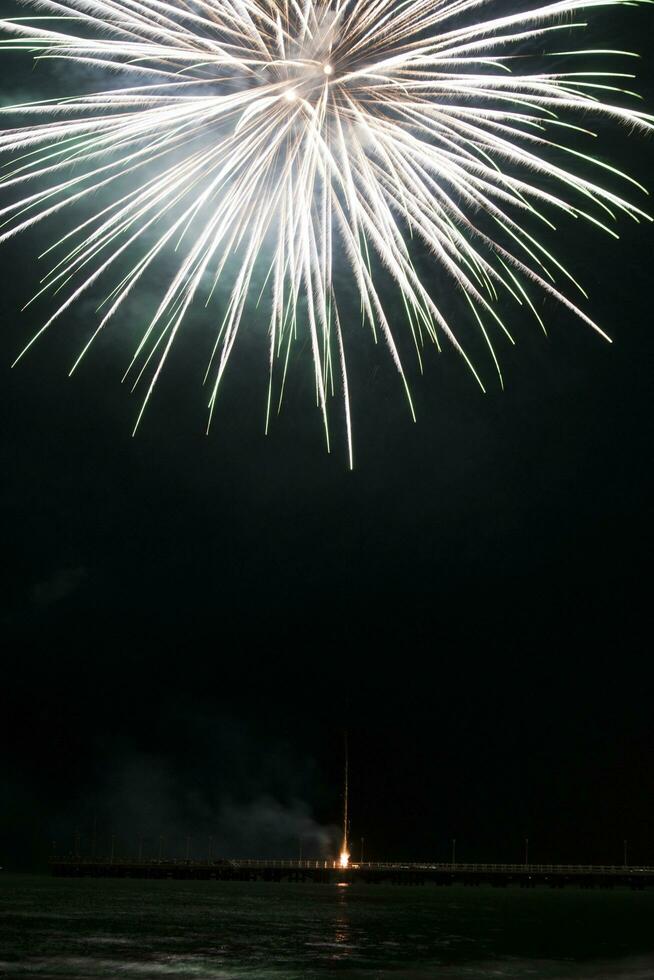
[50, 857, 654, 888]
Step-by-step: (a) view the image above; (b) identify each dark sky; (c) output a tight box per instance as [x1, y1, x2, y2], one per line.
[1, 3, 653, 872]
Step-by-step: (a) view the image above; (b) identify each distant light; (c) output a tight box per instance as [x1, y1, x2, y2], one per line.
[285, 89, 297, 101]
[323, 64, 333, 75]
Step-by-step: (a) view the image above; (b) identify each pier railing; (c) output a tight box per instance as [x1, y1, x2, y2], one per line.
[229, 860, 654, 875]
[50, 856, 654, 875]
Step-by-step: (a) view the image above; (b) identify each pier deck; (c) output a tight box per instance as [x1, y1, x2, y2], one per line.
[50, 858, 654, 888]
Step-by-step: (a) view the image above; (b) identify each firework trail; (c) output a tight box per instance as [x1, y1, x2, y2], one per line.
[0, 0, 651, 464]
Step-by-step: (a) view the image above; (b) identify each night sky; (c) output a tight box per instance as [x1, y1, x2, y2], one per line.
[1, 2, 653, 874]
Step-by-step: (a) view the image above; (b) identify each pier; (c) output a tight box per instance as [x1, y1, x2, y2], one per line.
[50, 858, 654, 888]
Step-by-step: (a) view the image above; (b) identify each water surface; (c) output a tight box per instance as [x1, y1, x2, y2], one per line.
[1, 874, 653, 978]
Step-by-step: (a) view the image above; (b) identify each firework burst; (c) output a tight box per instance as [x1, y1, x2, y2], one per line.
[0, 0, 651, 464]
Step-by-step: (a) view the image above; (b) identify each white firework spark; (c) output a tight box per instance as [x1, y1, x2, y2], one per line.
[0, 0, 651, 465]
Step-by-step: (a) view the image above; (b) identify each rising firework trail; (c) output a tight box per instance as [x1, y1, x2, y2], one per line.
[0, 0, 651, 464]
[340, 731, 349, 869]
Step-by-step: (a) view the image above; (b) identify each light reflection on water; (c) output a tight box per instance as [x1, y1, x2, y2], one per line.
[1, 875, 653, 979]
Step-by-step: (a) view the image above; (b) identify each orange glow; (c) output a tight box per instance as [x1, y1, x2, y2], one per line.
[339, 848, 350, 869]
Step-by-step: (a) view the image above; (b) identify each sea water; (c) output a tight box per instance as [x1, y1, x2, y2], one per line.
[1, 874, 653, 978]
